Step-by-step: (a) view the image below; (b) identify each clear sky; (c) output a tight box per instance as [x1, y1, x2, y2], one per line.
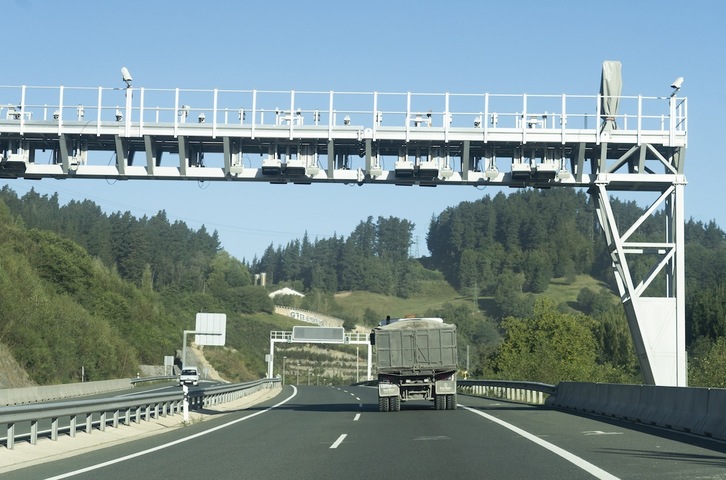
[1, 0, 722, 262]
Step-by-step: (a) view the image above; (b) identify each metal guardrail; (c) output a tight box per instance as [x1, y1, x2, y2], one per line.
[458, 379, 556, 395]
[355, 378, 555, 405]
[458, 379, 556, 405]
[129, 375, 177, 384]
[0, 378, 280, 450]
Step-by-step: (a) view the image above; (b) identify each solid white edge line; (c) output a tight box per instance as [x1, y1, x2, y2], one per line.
[44, 386, 299, 480]
[330, 434, 347, 449]
[462, 405, 620, 480]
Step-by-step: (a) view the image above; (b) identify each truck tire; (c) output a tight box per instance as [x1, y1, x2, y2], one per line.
[435, 394, 446, 410]
[446, 394, 457, 410]
[390, 395, 401, 412]
[378, 396, 389, 412]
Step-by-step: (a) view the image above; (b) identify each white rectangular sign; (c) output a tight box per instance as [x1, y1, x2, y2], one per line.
[195, 313, 227, 346]
[292, 326, 345, 343]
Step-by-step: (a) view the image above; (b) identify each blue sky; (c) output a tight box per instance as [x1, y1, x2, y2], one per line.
[1, 0, 722, 261]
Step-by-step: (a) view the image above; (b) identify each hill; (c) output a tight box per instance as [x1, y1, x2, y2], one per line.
[2, 184, 726, 388]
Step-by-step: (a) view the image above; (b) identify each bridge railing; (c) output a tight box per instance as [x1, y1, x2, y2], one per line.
[0, 85, 686, 138]
[458, 379, 555, 405]
[0, 378, 279, 450]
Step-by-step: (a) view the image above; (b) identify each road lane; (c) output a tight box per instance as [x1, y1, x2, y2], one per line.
[6, 386, 726, 480]
[459, 394, 726, 479]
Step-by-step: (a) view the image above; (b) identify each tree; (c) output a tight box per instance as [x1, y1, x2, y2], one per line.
[689, 337, 726, 388]
[376, 216, 414, 260]
[522, 249, 552, 293]
[487, 298, 598, 384]
[687, 284, 726, 343]
[593, 305, 637, 371]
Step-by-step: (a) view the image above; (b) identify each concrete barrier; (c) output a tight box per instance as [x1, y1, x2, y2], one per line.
[605, 384, 642, 421]
[695, 388, 726, 439]
[583, 383, 635, 419]
[548, 382, 599, 412]
[548, 382, 726, 442]
[670, 387, 710, 434]
[0, 379, 133, 406]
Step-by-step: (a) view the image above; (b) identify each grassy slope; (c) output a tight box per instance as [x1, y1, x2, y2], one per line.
[332, 279, 470, 321]
[333, 274, 613, 322]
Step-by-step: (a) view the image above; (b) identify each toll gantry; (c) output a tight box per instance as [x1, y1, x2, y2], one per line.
[0, 63, 689, 386]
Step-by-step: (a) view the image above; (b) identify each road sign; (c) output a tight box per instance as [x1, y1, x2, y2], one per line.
[195, 313, 226, 346]
[292, 326, 345, 343]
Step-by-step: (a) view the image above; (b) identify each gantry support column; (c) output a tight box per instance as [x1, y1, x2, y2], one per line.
[591, 180, 687, 386]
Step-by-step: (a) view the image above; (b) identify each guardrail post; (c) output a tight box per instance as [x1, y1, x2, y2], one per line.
[30, 419, 38, 445]
[183, 385, 189, 422]
[7, 423, 15, 449]
[70, 415, 77, 437]
[85, 413, 92, 434]
[51, 416, 59, 441]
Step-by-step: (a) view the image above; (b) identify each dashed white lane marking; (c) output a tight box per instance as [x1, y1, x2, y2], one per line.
[330, 434, 347, 449]
[354, 413, 361, 421]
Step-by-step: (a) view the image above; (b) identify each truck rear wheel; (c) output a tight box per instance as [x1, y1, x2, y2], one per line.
[378, 396, 389, 412]
[435, 394, 446, 410]
[390, 395, 401, 412]
[446, 394, 457, 410]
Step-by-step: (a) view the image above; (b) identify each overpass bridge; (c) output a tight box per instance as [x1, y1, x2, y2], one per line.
[0, 63, 688, 386]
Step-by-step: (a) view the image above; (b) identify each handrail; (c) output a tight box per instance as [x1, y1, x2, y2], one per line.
[0, 84, 686, 139]
[0, 378, 280, 449]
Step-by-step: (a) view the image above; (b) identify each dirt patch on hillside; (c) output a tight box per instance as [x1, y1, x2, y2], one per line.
[0, 342, 35, 388]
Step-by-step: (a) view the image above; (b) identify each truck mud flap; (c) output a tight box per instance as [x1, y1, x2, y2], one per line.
[378, 383, 400, 397]
[435, 380, 456, 395]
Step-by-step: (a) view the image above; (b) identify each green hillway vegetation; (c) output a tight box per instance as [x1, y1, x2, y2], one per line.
[1, 185, 726, 388]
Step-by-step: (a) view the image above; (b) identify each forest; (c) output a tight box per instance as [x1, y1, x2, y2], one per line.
[1, 185, 725, 387]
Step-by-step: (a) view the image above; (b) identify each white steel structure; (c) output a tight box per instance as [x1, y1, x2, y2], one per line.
[268, 330, 372, 381]
[0, 68, 688, 385]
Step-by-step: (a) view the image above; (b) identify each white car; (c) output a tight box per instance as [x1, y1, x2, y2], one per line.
[179, 366, 200, 386]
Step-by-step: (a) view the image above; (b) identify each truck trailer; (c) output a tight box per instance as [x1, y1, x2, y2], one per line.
[371, 317, 457, 412]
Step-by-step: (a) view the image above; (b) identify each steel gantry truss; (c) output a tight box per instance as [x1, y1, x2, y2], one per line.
[0, 77, 688, 385]
[268, 330, 372, 382]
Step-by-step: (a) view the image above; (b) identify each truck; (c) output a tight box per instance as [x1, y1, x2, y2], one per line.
[370, 317, 457, 412]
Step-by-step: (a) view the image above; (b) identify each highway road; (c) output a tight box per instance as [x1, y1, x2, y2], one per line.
[5, 385, 726, 480]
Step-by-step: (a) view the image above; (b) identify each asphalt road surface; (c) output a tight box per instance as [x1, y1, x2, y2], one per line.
[5, 385, 726, 479]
